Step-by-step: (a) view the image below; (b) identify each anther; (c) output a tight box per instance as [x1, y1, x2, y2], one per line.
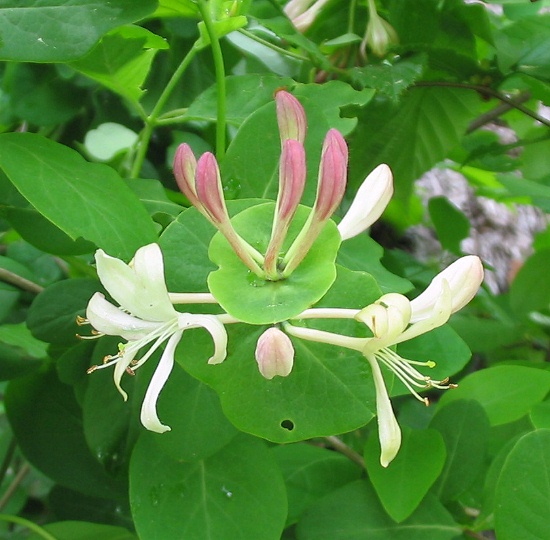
[76, 315, 88, 326]
[86, 365, 98, 374]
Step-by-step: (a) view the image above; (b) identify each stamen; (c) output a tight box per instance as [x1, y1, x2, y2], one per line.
[86, 365, 98, 374]
[76, 315, 89, 326]
[75, 329, 103, 340]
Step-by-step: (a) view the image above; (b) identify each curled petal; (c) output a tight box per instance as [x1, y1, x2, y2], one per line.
[95, 244, 176, 322]
[396, 280, 453, 344]
[112, 346, 140, 402]
[140, 330, 182, 433]
[86, 292, 160, 340]
[357, 293, 411, 344]
[410, 255, 484, 322]
[255, 327, 295, 379]
[366, 354, 401, 467]
[178, 314, 228, 365]
[275, 90, 307, 143]
[337, 164, 393, 241]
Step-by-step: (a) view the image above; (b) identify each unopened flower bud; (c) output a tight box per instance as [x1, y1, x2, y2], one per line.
[362, 0, 398, 58]
[173, 144, 202, 211]
[195, 152, 229, 225]
[284, 0, 332, 33]
[337, 164, 393, 241]
[275, 90, 307, 144]
[255, 327, 295, 379]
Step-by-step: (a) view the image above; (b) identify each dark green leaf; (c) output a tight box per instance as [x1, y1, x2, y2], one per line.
[364, 427, 446, 522]
[0, 0, 158, 62]
[130, 434, 287, 540]
[495, 429, 550, 540]
[428, 196, 470, 255]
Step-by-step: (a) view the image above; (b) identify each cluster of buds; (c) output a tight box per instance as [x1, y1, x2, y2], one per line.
[174, 90, 389, 283]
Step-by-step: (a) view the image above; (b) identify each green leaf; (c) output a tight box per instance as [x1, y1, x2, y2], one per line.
[84, 123, 139, 162]
[428, 196, 470, 255]
[71, 26, 169, 105]
[364, 427, 446, 523]
[130, 434, 287, 540]
[0, 0, 158, 62]
[337, 234, 413, 294]
[296, 479, 461, 540]
[530, 400, 550, 429]
[510, 249, 550, 316]
[208, 203, 340, 324]
[439, 365, 550, 425]
[27, 278, 99, 345]
[351, 54, 427, 104]
[273, 443, 362, 525]
[180, 323, 375, 443]
[495, 430, 550, 540]
[5, 369, 123, 499]
[187, 74, 295, 127]
[29, 521, 137, 540]
[430, 400, 490, 502]
[0, 323, 46, 380]
[349, 87, 479, 200]
[177, 267, 379, 443]
[0, 133, 158, 259]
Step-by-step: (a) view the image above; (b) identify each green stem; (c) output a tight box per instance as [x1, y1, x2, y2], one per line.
[414, 81, 550, 130]
[0, 514, 57, 540]
[237, 28, 310, 62]
[197, 0, 227, 159]
[130, 44, 200, 178]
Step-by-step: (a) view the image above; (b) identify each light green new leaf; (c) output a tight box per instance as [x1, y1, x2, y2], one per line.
[0, 0, 158, 62]
[429, 196, 470, 256]
[0, 133, 158, 259]
[130, 434, 287, 540]
[364, 427, 446, 523]
[296, 480, 461, 540]
[510, 249, 550, 316]
[71, 26, 169, 104]
[439, 365, 550, 426]
[495, 430, 550, 540]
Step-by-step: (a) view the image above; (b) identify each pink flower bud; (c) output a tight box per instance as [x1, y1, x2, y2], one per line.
[255, 327, 295, 379]
[313, 129, 348, 221]
[195, 152, 230, 225]
[275, 90, 307, 144]
[173, 144, 202, 210]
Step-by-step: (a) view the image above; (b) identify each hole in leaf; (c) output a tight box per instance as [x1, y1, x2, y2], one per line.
[281, 419, 294, 431]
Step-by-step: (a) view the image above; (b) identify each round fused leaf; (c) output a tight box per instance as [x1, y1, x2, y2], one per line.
[208, 203, 341, 324]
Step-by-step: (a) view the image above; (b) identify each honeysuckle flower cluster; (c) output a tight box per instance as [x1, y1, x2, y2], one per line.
[80, 90, 483, 466]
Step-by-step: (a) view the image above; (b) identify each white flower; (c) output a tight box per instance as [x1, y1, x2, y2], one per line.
[285, 255, 484, 466]
[337, 164, 393, 241]
[81, 243, 227, 434]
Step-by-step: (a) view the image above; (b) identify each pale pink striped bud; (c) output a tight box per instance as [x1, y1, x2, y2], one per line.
[255, 327, 295, 379]
[275, 90, 307, 144]
[173, 144, 202, 210]
[264, 139, 307, 279]
[313, 129, 348, 221]
[195, 152, 230, 225]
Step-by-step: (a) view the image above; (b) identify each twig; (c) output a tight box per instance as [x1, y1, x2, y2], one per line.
[324, 436, 365, 468]
[466, 92, 532, 133]
[414, 81, 550, 129]
[0, 462, 30, 511]
[0, 269, 43, 294]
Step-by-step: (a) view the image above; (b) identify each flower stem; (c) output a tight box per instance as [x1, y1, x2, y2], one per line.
[169, 292, 219, 304]
[130, 44, 200, 178]
[197, 0, 227, 160]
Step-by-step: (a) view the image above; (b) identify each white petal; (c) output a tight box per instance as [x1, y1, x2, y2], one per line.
[178, 314, 228, 365]
[337, 164, 393, 241]
[366, 354, 401, 467]
[410, 255, 484, 322]
[95, 244, 176, 322]
[86, 293, 160, 340]
[140, 331, 182, 433]
[396, 280, 453, 344]
[112, 346, 139, 402]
